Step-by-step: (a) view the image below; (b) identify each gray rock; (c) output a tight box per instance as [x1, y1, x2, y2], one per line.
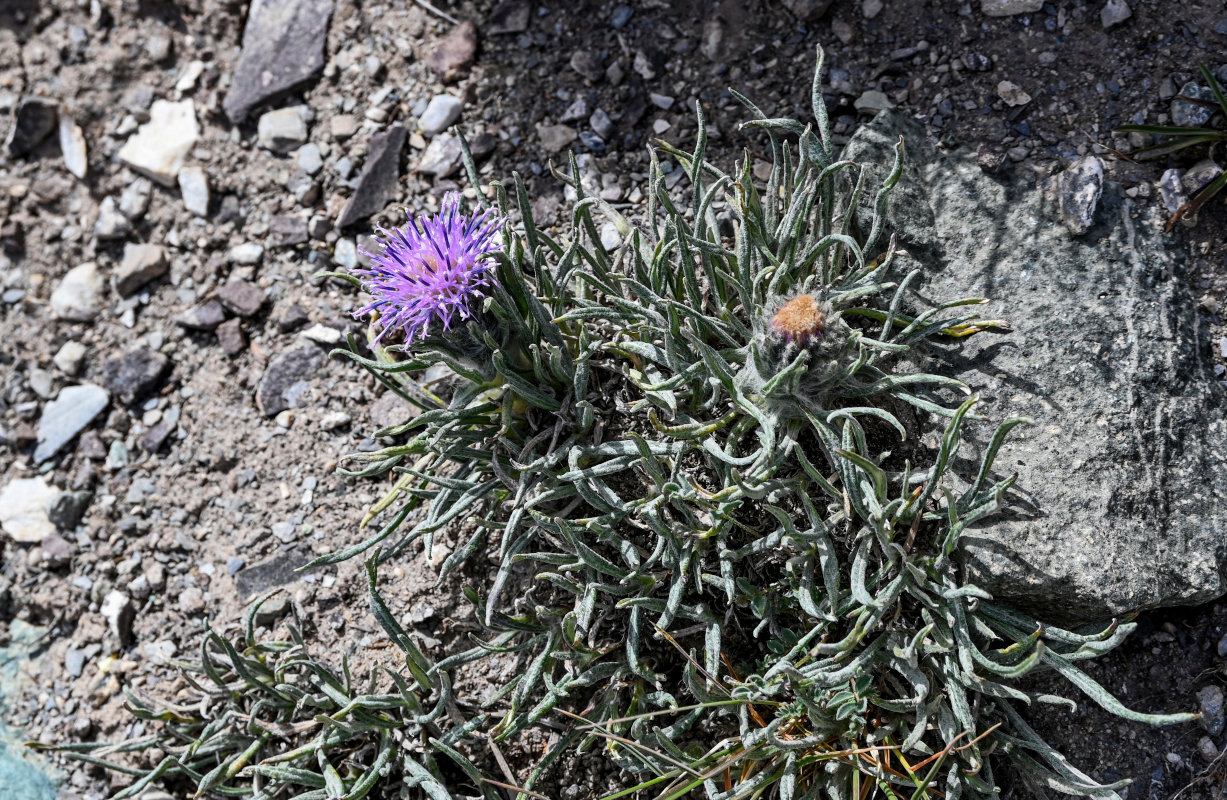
[270, 215, 309, 246]
[1159, 168, 1190, 218]
[115, 243, 167, 296]
[101, 349, 171, 405]
[176, 299, 227, 330]
[843, 111, 1227, 623]
[217, 318, 246, 355]
[53, 341, 87, 376]
[1172, 83, 1216, 128]
[119, 178, 152, 221]
[257, 106, 309, 152]
[418, 95, 463, 136]
[0, 477, 59, 543]
[417, 134, 462, 177]
[590, 108, 615, 141]
[51, 262, 105, 322]
[780, 0, 832, 20]
[228, 243, 265, 265]
[48, 491, 91, 531]
[4, 98, 58, 158]
[1199, 685, 1225, 736]
[178, 166, 209, 216]
[1183, 159, 1225, 195]
[330, 114, 359, 140]
[337, 126, 407, 227]
[570, 50, 605, 82]
[1100, 0, 1132, 28]
[538, 124, 577, 154]
[34, 383, 109, 463]
[223, 0, 333, 123]
[487, 0, 531, 34]
[296, 142, 323, 174]
[981, 0, 1043, 15]
[234, 547, 316, 600]
[59, 116, 88, 179]
[427, 20, 477, 83]
[217, 278, 266, 317]
[253, 596, 291, 626]
[258, 344, 325, 416]
[1057, 156, 1104, 236]
[854, 91, 894, 114]
[94, 196, 132, 240]
[117, 99, 198, 186]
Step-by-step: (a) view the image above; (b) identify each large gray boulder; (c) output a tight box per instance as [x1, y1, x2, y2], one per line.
[843, 112, 1227, 623]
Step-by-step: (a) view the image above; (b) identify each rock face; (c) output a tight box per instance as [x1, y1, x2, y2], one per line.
[224, 0, 334, 123]
[843, 111, 1227, 623]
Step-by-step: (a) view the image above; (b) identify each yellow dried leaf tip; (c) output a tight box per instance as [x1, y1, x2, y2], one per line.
[771, 294, 826, 343]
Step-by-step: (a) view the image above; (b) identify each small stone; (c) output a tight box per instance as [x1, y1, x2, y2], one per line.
[116, 243, 167, 296]
[609, 4, 634, 27]
[79, 431, 107, 461]
[64, 648, 87, 678]
[254, 595, 291, 626]
[139, 420, 173, 453]
[1183, 159, 1225, 195]
[119, 179, 152, 221]
[1058, 156, 1105, 237]
[831, 19, 854, 44]
[258, 106, 310, 152]
[338, 126, 407, 227]
[780, 0, 832, 20]
[0, 477, 59, 543]
[417, 133, 463, 177]
[469, 131, 497, 161]
[59, 116, 88, 179]
[178, 586, 206, 615]
[330, 114, 359, 140]
[4, 98, 58, 158]
[300, 323, 343, 345]
[487, 0, 531, 34]
[570, 50, 605, 83]
[279, 303, 311, 332]
[270, 215, 309, 247]
[54, 342, 87, 376]
[578, 131, 605, 152]
[217, 278, 266, 317]
[1172, 83, 1216, 128]
[418, 95, 463, 136]
[1159, 168, 1190, 219]
[977, 140, 1008, 173]
[590, 108, 615, 141]
[296, 142, 323, 174]
[320, 410, 352, 431]
[178, 166, 209, 216]
[223, 0, 332, 123]
[652, 118, 671, 135]
[235, 548, 316, 599]
[227, 556, 246, 575]
[29, 368, 54, 400]
[561, 97, 590, 123]
[217, 318, 246, 355]
[51, 262, 104, 322]
[117, 99, 199, 186]
[1100, 0, 1132, 28]
[855, 91, 894, 114]
[227, 243, 263, 265]
[599, 221, 622, 251]
[649, 93, 675, 110]
[862, 0, 883, 19]
[48, 491, 91, 531]
[700, 18, 725, 60]
[1006, 145, 1030, 162]
[538, 124, 577, 154]
[963, 52, 993, 72]
[258, 344, 325, 416]
[35, 383, 109, 463]
[176, 299, 227, 330]
[1199, 736, 1218, 763]
[94, 196, 133, 240]
[981, 0, 1043, 15]
[333, 238, 358, 268]
[428, 20, 477, 83]
[632, 50, 656, 80]
[996, 81, 1031, 107]
[1198, 685, 1225, 736]
[101, 349, 171, 405]
[100, 590, 134, 644]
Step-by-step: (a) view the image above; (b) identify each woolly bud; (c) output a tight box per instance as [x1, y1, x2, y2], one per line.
[770, 294, 826, 343]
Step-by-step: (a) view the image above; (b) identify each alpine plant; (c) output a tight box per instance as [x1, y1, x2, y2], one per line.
[66, 47, 1192, 800]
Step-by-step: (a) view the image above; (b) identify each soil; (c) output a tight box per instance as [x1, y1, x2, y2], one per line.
[2, 0, 1226, 798]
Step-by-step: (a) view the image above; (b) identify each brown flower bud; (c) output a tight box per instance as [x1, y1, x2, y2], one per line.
[770, 295, 826, 343]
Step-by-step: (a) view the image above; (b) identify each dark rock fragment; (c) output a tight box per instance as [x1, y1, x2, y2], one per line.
[235, 547, 316, 600]
[5, 98, 58, 158]
[139, 421, 173, 453]
[217, 278, 266, 317]
[337, 126, 407, 228]
[258, 344, 325, 416]
[269, 214, 309, 246]
[102, 349, 171, 405]
[217, 318, 246, 355]
[487, 0, 530, 34]
[175, 299, 227, 330]
[223, 0, 334, 123]
[427, 20, 477, 83]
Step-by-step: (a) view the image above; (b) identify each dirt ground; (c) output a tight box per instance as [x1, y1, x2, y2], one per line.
[2, 0, 1227, 797]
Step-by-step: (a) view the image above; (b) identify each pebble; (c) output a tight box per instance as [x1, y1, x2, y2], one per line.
[1100, 0, 1131, 28]
[217, 318, 246, 355]
[570, 50, 605, 83]
[258, 106, 310, 152]
[217, 278, 266, 317]
[561, 97, 590, 123]
[117, 99, 199, 186]
[649, 93, 675, 110]
[333, 238, 358, 268]
[320, 411, 352, 431]
[1200, 736, 1219, 763]
[418, 134, 464, 177]
[338, 126, 407, 227]
[537, 124, 577, 154]
[418, 94, 463, 136]
[270, 214, 309, 246]
[300, 322, 343, 345]
[227, 556, 246, 576]
[1198, 685, 1225, 736]
[487, 0, 531, 34]
[176, 165, 209, 216]
[178, 586, 206, 615]
[1183, 159, 1225, 195]
[176, 299, 227, 330]
[1159, 168, 1190, 219]
[48, 492, 90, 531]
[855, 90, 893, 114]
[106, 440, 130, 470]
[258, 344, 325, 416]
[599, 222, 622, 251]
[590, 108, 615, 141]
[981, 0, 1043, 15]
[94, 196, 133, 240]
[100, 590, 134, 644]
[119, 178, 152, 221]
[1172, 83, 1216, 128]
[862, 0, 883, 18]
[101, 348, 171, 405]
[609, 4, 633, 27]
[963, 52, 992, 72]
[1058, 156, 1104, 237]
[28, 368, 54, 399]
[53, 341, 87, 376]
[228, 243, 265, 265]
[428, 20, 477, 83]
[4, 98, 58, 158]
[116, 243, 167, 296]
[330, 114, 359, 140]
[34, 383, 110, 463]
[997, 81, 1032, 107]
[59, 116, 88, 179]
[652, 119, 671, 135]
[50, 262, 104, 322]
[700, 18, 725, 59]
[578, 131, 605, 152]
[0, 477, 59, 543]
[224, 0, 331, 123]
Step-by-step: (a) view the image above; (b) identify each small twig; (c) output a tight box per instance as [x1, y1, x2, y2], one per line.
[412, 0, 459, 25]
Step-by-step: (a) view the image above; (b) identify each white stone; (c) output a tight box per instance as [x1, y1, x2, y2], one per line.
[100, 590, 134, 642]
[51, 262, 104, 322]
[652, 119, 671, 134]
[599, 221, 623, 251]
[649, 92, 675, 110]
[59, 116, 88, 179]
[0, 477, 58, 543]
[178, 166, 209, 216]
[997, 81, 1032, 107]
[300, 323, 343, 345]
[117, 99, 199, 186]
[53, 341, 87, 376]
[417, 94, 463, 136]
[228, 243, 264, 265]
[333, 238, 358, 268]
[1100, 0, 1131, 27]
[320, 411, 352, 431]
[296, 143, 323, 175]
[174, 60, 205, 93]
[258, 106, 309, 152]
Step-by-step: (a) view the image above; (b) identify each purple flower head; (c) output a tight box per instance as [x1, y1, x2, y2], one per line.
[353, 192, 503, 346]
